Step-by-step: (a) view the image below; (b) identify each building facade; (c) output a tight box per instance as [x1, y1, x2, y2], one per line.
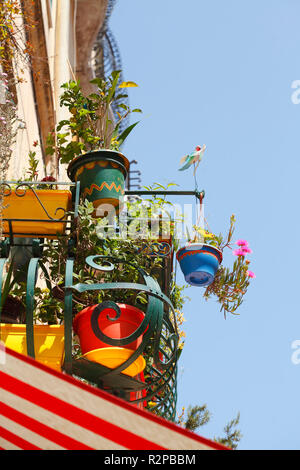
[3, 0, 111, 180]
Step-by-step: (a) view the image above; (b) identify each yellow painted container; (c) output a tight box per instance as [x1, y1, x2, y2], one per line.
[0, 324, 65, 372]
[83, 347, 146, 377]
[2, 189, 72, 238]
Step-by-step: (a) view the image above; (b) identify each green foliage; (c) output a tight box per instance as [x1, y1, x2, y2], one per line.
[46, 71, 141, 164]
[0, 257, 18, 311]
[25, 149, 39, 181]
[178, 405, 242, 450]
[33, 287, 64, 324]
[123, 182, 181, 250]
[215, 412, 242, 450]
[204, 255, 251, 318]
[170, 282, 189, 313]
[191, 214, 236, 251]
[190, 215, 253, 317]
[183, 405, 211, 431]
[40, 198, 186, 324]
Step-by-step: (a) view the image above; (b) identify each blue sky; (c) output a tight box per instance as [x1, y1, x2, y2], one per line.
[110, 0, 300, 449]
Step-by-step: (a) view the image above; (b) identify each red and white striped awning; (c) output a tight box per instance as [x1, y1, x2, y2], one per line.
[0, 347, 227, 450]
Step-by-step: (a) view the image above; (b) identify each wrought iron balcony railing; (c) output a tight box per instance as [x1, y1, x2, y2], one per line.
[0, 181, 204, 420]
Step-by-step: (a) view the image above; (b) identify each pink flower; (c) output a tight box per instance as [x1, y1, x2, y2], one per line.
[247, 270, 256, 278]
[242, 246, 252, 254]
[233, 248, 246, 256]
[236, 239, 249, 247]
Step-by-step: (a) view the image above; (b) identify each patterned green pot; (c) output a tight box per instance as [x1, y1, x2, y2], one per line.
[67, 150, 129, 215]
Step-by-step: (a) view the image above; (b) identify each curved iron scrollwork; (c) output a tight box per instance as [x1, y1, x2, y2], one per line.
[1, 182, 68, 221]
[138, 241, 172, 257]
[65, 255, 179, 420]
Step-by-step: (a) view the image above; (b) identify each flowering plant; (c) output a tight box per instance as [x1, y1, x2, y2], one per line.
[46, 70, 142, 165]
[191, 216, 255, 317]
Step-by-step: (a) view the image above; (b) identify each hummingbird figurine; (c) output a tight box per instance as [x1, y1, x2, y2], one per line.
[178, 145, 206, 173]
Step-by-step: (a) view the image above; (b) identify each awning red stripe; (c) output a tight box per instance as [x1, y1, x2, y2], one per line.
[0, 371, 165, 450]
[0, 402, 94, 451]
[0, 425, 41, 450]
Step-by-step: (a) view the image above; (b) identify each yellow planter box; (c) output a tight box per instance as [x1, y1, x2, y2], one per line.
[2, 189, 72, 238]
[0, 324, 65, 372]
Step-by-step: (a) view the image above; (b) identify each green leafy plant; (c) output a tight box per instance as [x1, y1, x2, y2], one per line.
[0, 258, 25, 323]
[0, 257, 17, 312]
[177, 405, 242, 450]
[46, 70, 142, 164]
[120, 182, 182, 250]
[42, 199, 174, 312]
[189, 215, 255, 317]
[190, 214, 236, 250]
[23, 142, 57, 188]
[39, 197, 187, 365]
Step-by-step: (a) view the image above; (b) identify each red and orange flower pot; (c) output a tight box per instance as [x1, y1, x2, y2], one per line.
[73, 302, 146, 377]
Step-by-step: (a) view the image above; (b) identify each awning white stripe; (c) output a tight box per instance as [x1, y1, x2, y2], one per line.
[0, 415, 64, 450]
[0, 437, 21, 450]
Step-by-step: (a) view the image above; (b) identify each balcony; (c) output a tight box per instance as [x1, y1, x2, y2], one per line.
[0, 180, 201, 421]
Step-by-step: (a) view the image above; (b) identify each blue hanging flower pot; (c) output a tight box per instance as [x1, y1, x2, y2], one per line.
[176, 243, 223, 287]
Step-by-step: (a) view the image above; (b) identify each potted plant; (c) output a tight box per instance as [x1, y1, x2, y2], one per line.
[46, 71, 141, 214]
[2, 147, 72, 238]
[176, 229, 224, 288]
[0, 264, 65, 371]
[176, 215, 255, 317]
[73, 302, 146, 377]
[0, 258, 24, 324]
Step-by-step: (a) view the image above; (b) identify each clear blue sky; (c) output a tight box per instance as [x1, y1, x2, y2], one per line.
[110, 0, 300, 450]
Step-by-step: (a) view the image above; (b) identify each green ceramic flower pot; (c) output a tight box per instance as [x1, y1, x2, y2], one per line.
[67, 150, 129, 215]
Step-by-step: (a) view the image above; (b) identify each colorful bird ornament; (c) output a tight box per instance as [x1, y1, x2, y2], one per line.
[178, 145, 206, 174]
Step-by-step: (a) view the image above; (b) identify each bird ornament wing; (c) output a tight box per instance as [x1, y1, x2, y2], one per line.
[178, 145, 206, 171]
